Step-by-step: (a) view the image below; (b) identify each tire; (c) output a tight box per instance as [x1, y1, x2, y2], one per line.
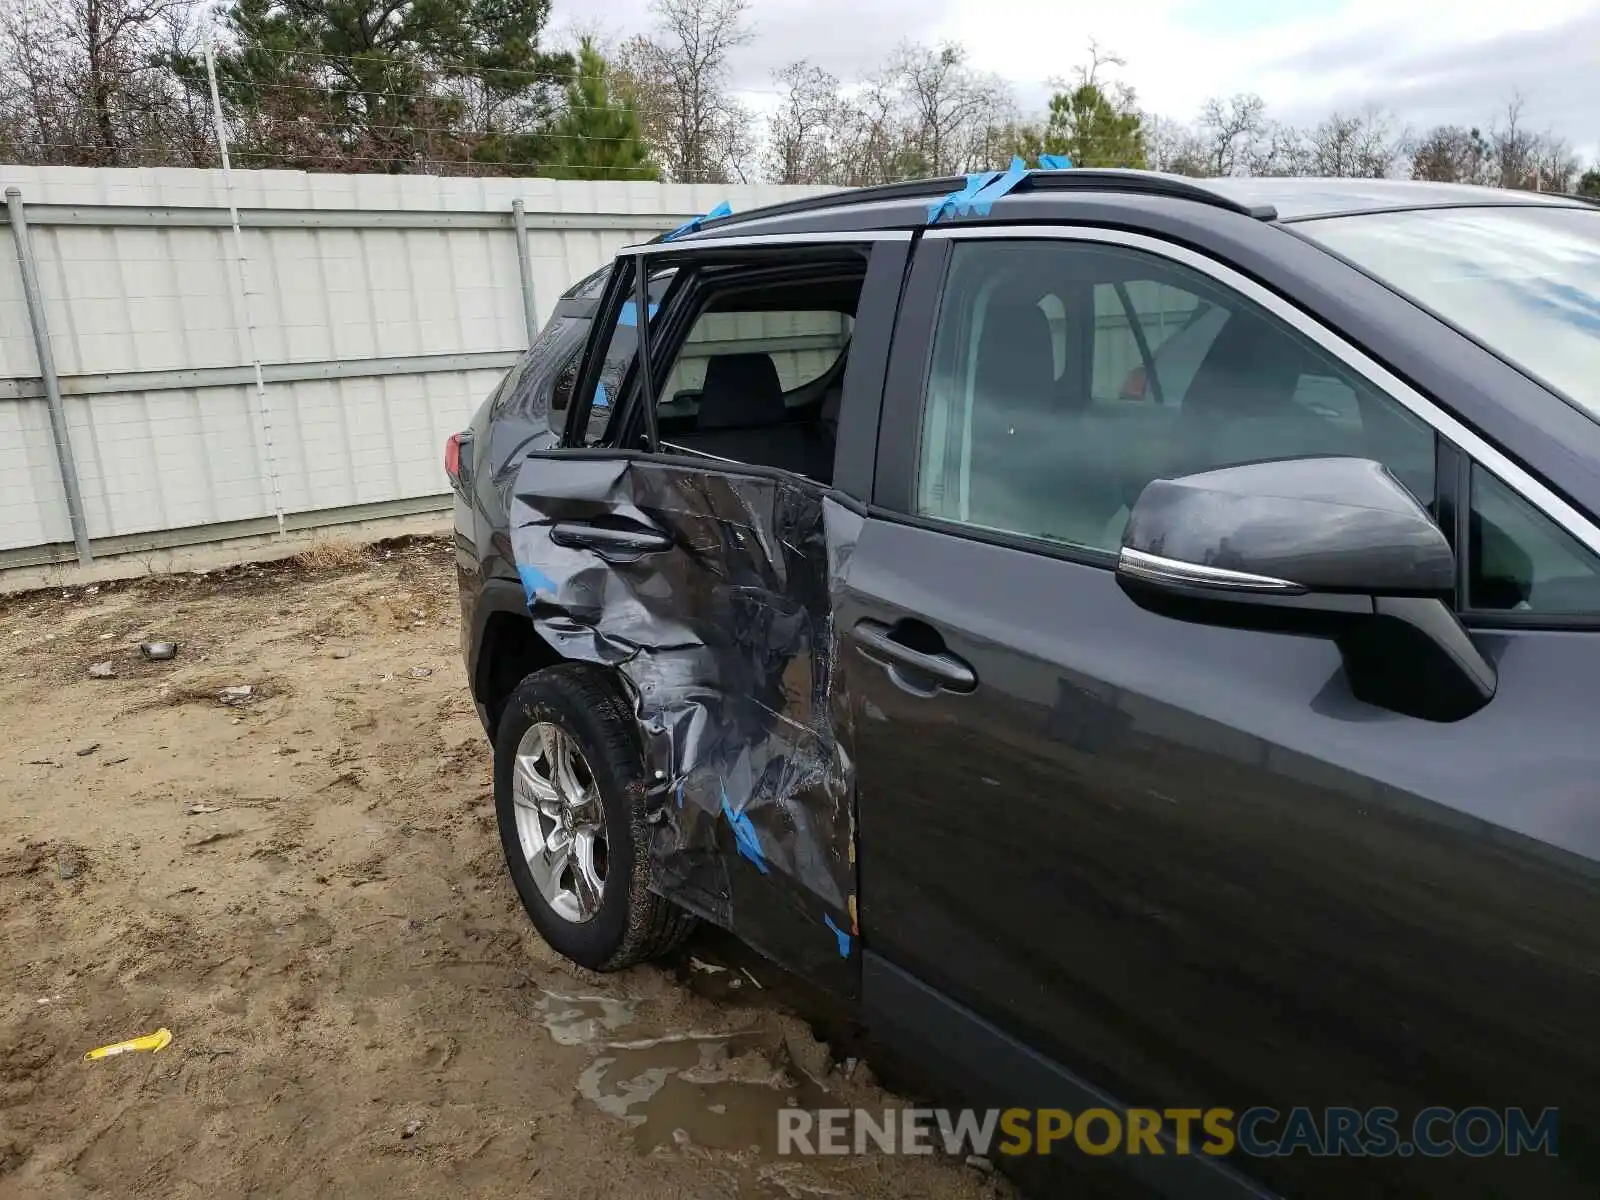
[493, 662, 695, 970]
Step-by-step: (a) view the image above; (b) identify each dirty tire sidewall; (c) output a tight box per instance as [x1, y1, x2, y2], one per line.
[494, 664, 645, 971]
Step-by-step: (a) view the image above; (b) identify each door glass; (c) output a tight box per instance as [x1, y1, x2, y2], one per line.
[1469, 465, 1600, 613]
[915, 240, 1437, 554]
[572, 269, 674, 446]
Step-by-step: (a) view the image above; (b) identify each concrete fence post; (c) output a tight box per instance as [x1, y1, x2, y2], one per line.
[6, 187, 92, 566]
[512, 198, 539, 345]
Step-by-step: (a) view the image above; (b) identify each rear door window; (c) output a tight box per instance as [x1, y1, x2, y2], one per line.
[568, 268, 675, 446]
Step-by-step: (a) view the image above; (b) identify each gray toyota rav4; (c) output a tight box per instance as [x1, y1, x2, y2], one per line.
[451, 169, 1600, 1198]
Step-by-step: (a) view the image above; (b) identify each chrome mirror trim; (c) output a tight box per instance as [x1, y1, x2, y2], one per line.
[1117, 547, 1307, 594]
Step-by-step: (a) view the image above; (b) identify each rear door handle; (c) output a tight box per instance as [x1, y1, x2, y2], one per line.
[550, 521, 672, 557]
[853, 620, 977, 693]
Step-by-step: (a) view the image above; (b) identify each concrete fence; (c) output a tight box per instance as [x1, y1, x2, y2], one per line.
[0, 166, 833, 575]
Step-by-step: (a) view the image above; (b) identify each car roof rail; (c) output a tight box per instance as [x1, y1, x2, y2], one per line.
[1019, 169, 1277, 220]
[673, 169, 1274, 240]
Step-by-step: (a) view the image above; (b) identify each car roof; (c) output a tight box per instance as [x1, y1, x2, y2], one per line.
[1196, 176, 1592, 221]
[654, 170, 1594, 245]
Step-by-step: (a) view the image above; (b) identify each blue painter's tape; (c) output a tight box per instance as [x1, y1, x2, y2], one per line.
[1037, 153, 1073, 171]
[927, 171, 999, 224]
[968, 156, 1028, 216]
[593, 380, 609, 409]
[517, 562, 557, 605]
[720, 784, 769, 874]
[676, 779, 685, 809]
[664, 199, 734, 241]
[617, 301, 660, 327]
[823, 913, 851, 958]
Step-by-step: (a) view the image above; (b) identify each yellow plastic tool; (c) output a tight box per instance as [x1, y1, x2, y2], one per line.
[84, 1028, 172, 1061]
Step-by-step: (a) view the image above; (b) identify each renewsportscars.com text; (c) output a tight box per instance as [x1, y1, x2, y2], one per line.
[777, 1106, 1559, 1159]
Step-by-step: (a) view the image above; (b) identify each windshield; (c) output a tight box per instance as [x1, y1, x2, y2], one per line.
[1298, 206, 1600, 418]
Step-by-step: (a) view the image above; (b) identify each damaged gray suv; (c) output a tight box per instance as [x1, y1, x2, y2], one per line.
[451, 170, 1600, 1199]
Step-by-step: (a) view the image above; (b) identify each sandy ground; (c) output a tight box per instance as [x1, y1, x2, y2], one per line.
[0, 538, 1007, 1200]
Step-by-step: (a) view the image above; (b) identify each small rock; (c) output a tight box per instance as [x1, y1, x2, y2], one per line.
[408, 666, 431, 678]
[671, 1128, 692, 1149]
[85, 585, 99, 595]
[98, 632, 113, 640]
[102, 756, 129, 766]
[965, 1154, 994, 1175]
[55, 849, 80, 880]
[218, 685, 254, 705]
[87, 661, 115, 678]
[140, 641, 177, 661]
[187, 804, 221, 815]
[75, 743, 100, 757]
[330, 649, 351, 659]
[401, 1119, 424, 1139]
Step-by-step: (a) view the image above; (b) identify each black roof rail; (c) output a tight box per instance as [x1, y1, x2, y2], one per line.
[1020, 169, 1278, 220]
[673, 169, 1274, 240]
[659, 176, 968, 239]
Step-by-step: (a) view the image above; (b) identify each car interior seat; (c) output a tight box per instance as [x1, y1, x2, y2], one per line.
[678, 353, 815, 478]
[966, 292, 1122, 546]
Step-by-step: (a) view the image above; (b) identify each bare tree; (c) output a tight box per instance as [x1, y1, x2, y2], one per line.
[1490, 93, 1542, 190]
[1143, 112, 1207, 175]
[614, 0, 754, 183]
[1530, 130, 1581, 192]
[763, 61, 841, 184]
[831, 76, 908, 185]
[0, 0, 211, 166]
[880, 41, 1012, 177]
[1408, 124, 1492, 183]
[1246, 120, 1310, 177]
[1197, 93, 1266, 176]
[1305, 108, 1401, 177]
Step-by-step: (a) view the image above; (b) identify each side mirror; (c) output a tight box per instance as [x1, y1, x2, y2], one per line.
[1116, 457, 1495, 722]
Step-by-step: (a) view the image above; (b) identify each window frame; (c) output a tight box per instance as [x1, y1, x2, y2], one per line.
[605, 244, 876, 462]
[872, 225, 1600, 629]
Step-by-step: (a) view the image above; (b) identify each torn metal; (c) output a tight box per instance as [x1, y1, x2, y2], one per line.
[508, 454, 861, 984]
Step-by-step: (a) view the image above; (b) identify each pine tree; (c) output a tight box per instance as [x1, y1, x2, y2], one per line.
[544, 40, 658, 181]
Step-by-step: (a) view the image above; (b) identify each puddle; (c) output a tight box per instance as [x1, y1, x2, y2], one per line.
[534, 989, 637, 1045]
[578, 1030, 831, 1154]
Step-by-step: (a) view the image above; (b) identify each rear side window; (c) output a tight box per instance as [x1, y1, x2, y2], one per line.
[493, 316, 589, 421]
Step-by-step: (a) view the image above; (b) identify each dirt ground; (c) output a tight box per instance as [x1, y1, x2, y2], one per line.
[0, 538, 1007, 1200]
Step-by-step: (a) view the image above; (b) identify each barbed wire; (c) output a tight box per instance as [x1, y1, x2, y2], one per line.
[208, 73, 737, 122]
[213, 40, 790, 97]
[12, 140, 680, 176]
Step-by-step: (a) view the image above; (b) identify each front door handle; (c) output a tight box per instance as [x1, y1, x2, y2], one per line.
[550, 521, 672, 557]
[853, 620, 977, 693]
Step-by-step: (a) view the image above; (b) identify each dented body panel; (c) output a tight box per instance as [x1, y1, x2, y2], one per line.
[507, 453, 863, 989]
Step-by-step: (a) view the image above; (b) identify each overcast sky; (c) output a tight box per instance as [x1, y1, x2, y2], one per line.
[566, 0, 1600, 161]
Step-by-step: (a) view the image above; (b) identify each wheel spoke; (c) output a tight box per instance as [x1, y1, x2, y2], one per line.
[551, 735, 586, 808]
[572, 830, 604, 918]
[513, 752, 559, 814]
[570, 789, 603, 830]
[540, 829, 572, 904]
